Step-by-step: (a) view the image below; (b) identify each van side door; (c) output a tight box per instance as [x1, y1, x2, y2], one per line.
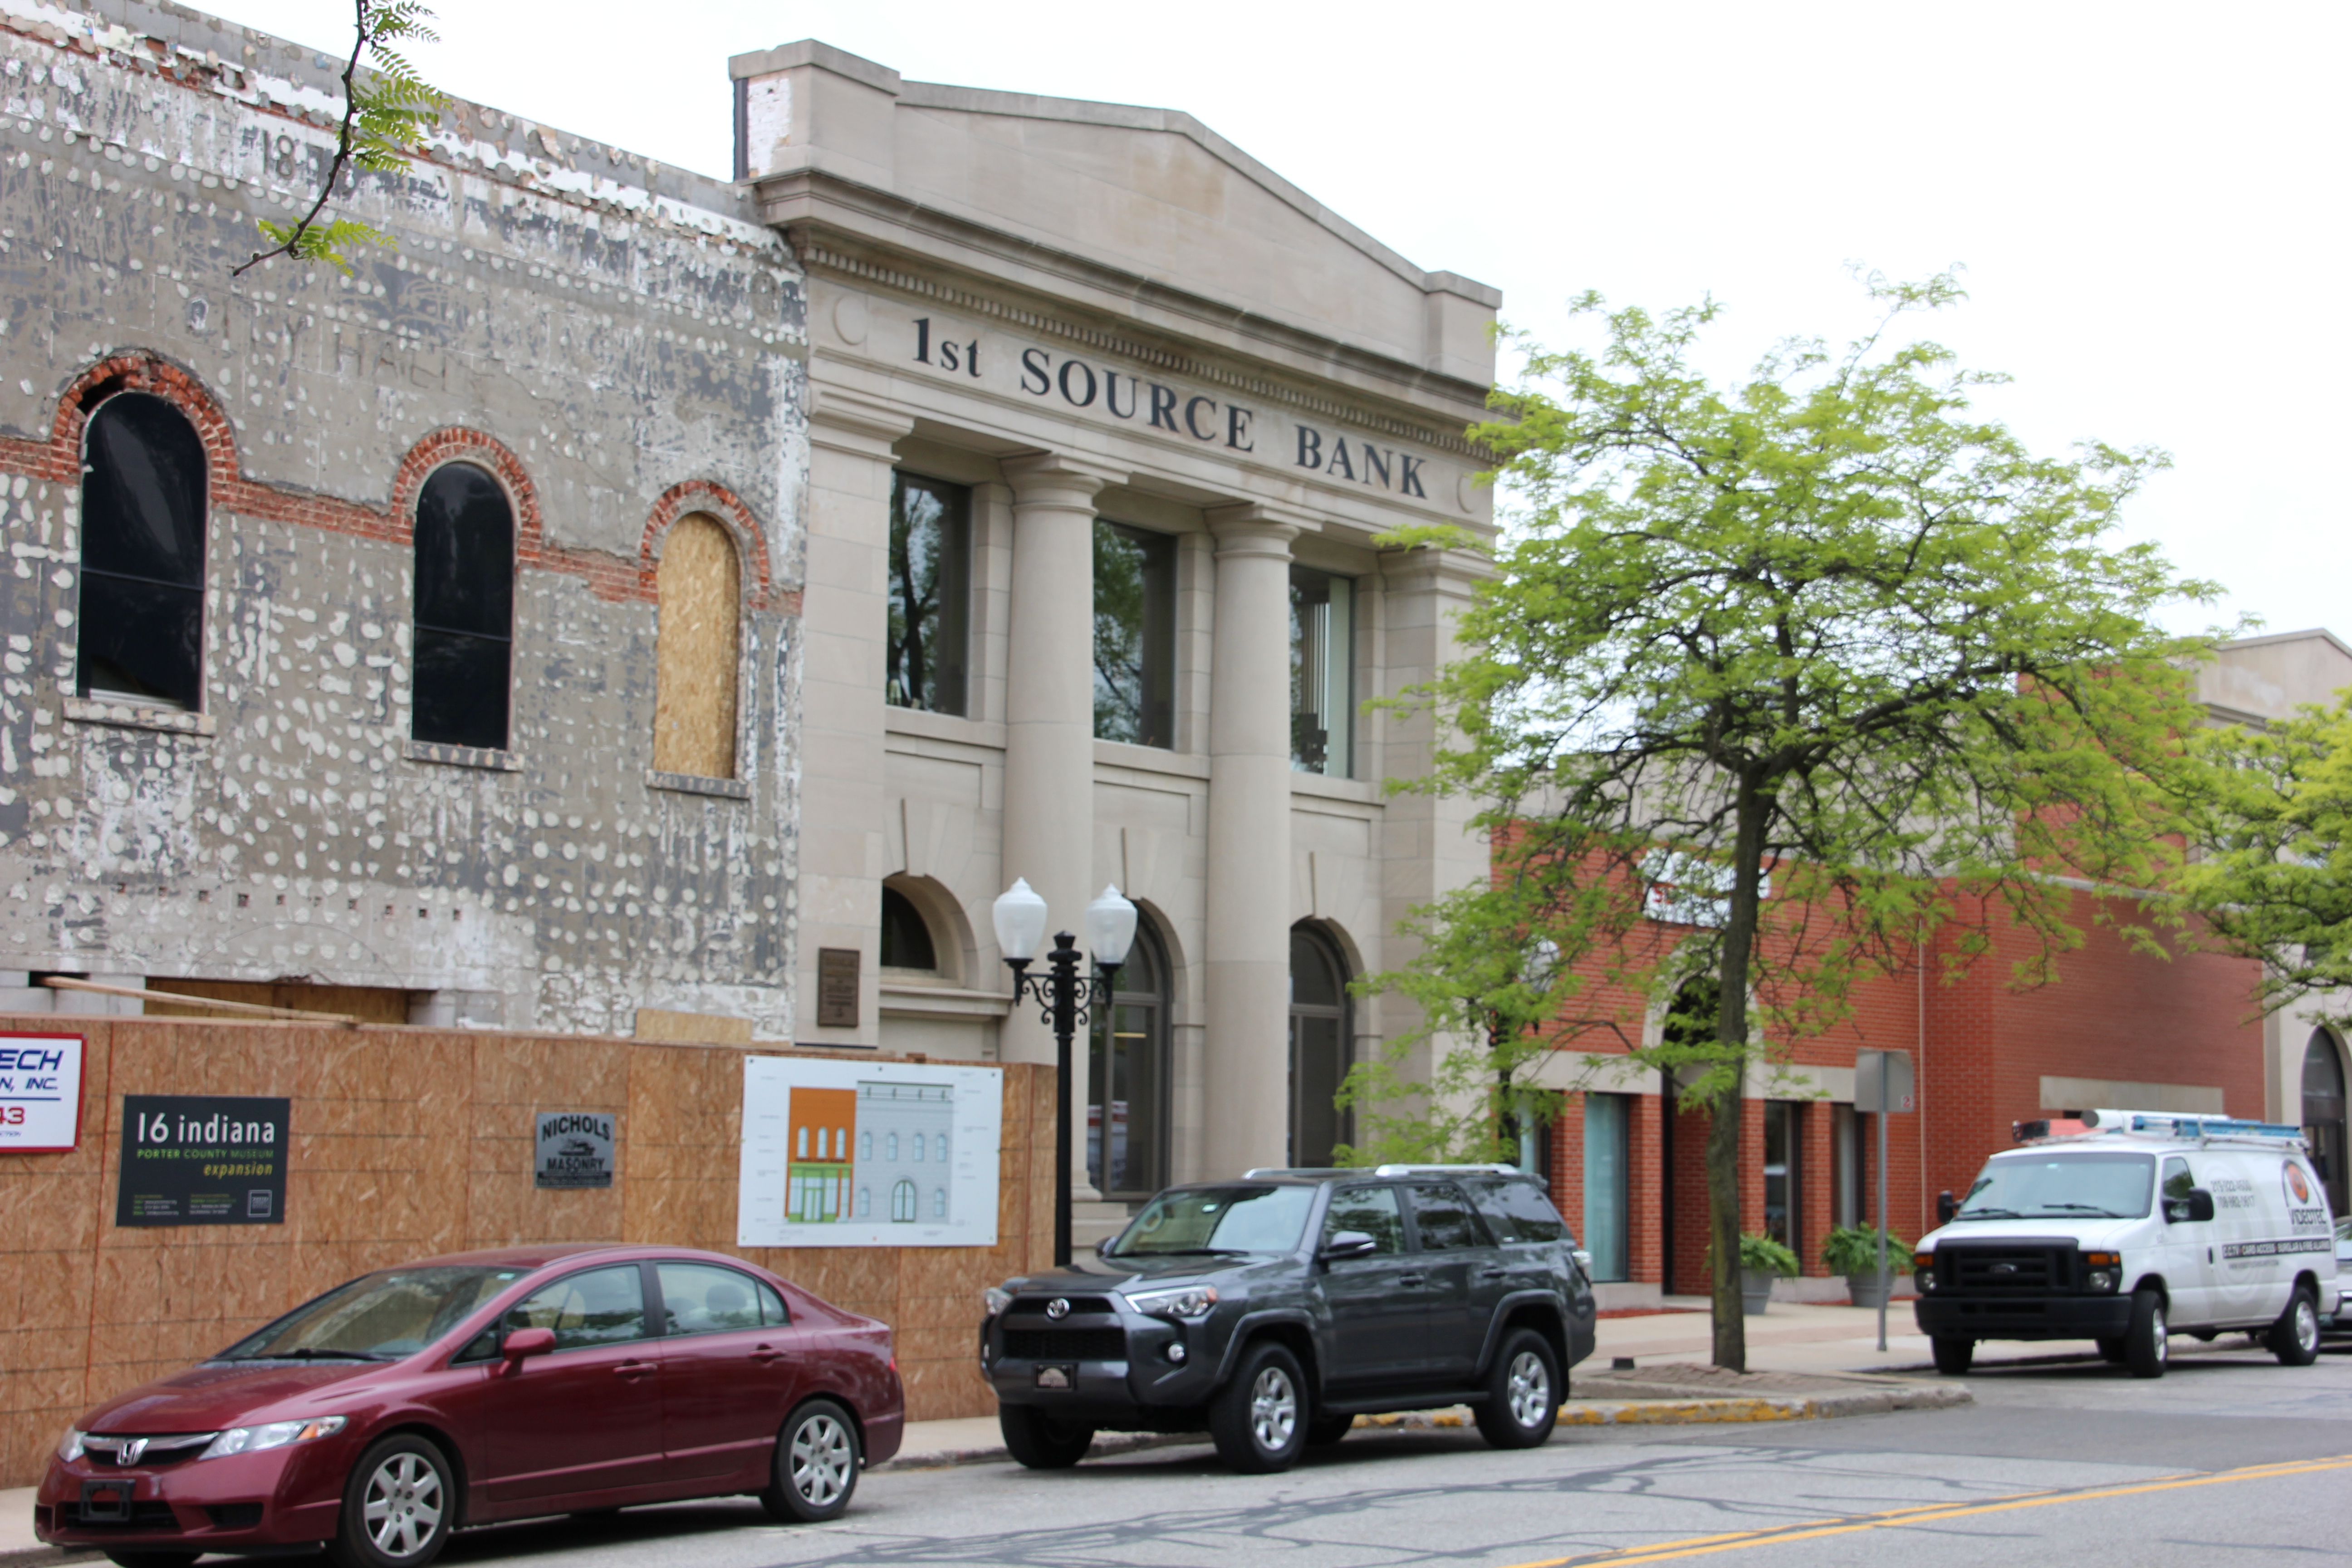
[2159, 1156, 2218, 1326]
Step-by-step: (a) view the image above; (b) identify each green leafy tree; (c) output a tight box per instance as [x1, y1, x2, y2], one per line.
[1356, 270, 2229, 1369]
[235, 0, 445, 275]
[2182, 697, 2352, 1017]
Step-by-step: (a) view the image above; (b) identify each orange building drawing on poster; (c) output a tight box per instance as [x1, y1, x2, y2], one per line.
[786, 1087, 857, 1222]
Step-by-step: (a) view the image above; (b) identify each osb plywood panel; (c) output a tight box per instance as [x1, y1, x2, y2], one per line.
[652, 512, 741, 780]
[0, 1016, 1050, 1488]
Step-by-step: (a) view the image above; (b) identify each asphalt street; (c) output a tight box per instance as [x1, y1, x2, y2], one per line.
[417, 1339, 2352, 1568]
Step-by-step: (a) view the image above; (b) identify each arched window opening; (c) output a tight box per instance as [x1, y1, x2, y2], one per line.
[653, 512, 741, 778]
[880, 886, 939, 971]
[890, 1178, 916, 1223]
[1288, 925, 1351, 1167]
[412, 462, 514, 750]
[1090, 919, 1171, 1198]
[2305, 1031, 2348, 1217]
[78, 392, 208, 710]
[856, 1186, 871, 1219]
[932, 1187, 946, 1219]
[912, 1132, 925, 1164]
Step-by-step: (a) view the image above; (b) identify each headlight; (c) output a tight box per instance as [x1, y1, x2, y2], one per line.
[983, 1286, 1013, 1318]
[1125, 1284, 1219, 1321]
[2083, 1252, 2121, 1294]
[199, 1416, 346, 1461]
[57, 1429, 84, 1463]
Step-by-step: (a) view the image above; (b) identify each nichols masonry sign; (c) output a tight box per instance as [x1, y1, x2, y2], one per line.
[535, 1111, 616, 1190]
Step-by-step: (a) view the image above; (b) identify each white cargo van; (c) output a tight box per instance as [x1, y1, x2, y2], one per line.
[1912, 1110, 2337, 1378]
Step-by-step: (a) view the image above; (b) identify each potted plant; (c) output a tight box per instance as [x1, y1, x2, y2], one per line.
[1823, 1225, 1910, 1308]
[1738, 1232, 1799, 1315]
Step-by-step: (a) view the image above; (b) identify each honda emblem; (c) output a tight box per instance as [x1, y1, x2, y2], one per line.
[118, 1439, 148, 1465]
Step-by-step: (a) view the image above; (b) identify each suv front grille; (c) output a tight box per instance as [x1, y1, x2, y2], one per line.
[1005, 1296, 1116, 1317]
[1003, 1328, 1127, 1361]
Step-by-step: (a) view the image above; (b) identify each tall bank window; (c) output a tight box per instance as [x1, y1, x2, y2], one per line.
[1289, 925, 1351, 1166]
[412, 463, 514, 750]
[1090, 921, 1170, 1199]
[78, 392, 208, 710]
[1093, 520, 1175, 748]
[887, 473, 970, 714]
[1290, 567, 1354, 776]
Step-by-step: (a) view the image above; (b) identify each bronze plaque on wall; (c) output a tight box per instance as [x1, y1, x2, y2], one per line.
[817, 947, 860, 1029]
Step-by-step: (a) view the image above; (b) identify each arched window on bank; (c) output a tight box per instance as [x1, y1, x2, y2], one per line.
[1289, 925, 1352, 1167]
[2306, 1030, 2348, 1217]
[1090, 919, 1170, 1199]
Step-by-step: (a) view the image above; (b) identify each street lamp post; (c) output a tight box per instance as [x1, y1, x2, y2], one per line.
[993, 879, 1138, 1268]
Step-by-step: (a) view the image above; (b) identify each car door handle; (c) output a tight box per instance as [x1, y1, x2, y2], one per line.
[612, 1360, 657, 1379]
[1396, 1274, 1425, 1287]
[750, 1345, 787, 1364]
[1480, 1267, 1508, 1279]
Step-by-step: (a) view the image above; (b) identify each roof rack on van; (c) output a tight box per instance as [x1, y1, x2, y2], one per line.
[2080, 1109, 2305, 1140]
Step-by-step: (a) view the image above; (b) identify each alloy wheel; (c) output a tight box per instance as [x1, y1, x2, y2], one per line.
[2293, 1295, 2319, 1354]
[1249, 1365, 1298, 1453]
[361, 1451, 444, 1559]
[1507, 1349, 1552, 1429]
[791, 1412, 854, 1507]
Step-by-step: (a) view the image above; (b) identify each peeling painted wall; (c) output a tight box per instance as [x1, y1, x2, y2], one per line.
[0, 0, 813, 1036]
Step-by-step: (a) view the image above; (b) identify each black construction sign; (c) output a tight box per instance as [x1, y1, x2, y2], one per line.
[116, 1095, 289, 1227]
[535, 1111, 616, 1190]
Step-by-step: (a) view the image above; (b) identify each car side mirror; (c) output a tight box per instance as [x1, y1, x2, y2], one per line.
[1936, 1190, 1958, 1225]
[2165, 1188, 2216, 1224]
[1095, 1236, 1117, 1259]
[1319, 1230, 1377, 1260]
[501, 1327, 555, 1365]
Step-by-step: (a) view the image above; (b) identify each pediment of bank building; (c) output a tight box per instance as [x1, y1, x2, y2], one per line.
[729, 41, 1499, 427]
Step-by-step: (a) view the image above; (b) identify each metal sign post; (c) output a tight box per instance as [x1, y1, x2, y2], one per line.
[1854, 1049, 1915, 1352]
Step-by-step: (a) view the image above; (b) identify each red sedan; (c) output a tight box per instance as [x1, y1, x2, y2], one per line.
[35, 1243, 903, 1568]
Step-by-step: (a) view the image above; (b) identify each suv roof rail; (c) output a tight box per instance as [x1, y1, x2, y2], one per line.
[1240, 1167, 1353, 1179]
[1371, 1162, 1522, 1176]
[2081, 1109, 2306, 1141]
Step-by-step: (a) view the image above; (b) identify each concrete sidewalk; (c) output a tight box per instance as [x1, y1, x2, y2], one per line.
[1594, 1295, 2104, 1376]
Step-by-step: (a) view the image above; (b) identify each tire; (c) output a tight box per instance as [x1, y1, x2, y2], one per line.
[2267, 1287, 2322, 1367]
[105, 1554, 198, 1568]
[327, 1433, 454, 1568]
[1474, 1328, 1560, 1450]
[1208, 1339, 1308, 1474]
[2126, 1289, 2169, 1379]
[1930, 1336, 1974, 1376]
[1304, 1412, 1354, 1447]
[759, 1399, 860, 1523]
[997, 1403, 1096, 1470]
[2096, 1336, 2128, 1366]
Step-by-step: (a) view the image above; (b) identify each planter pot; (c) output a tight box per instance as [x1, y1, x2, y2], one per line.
[1846, 1272, 1892, 1309]
[1740, 1266, 1776, 1316]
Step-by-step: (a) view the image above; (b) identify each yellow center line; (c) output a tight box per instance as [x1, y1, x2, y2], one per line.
[1491, 1453, 2352, 1568]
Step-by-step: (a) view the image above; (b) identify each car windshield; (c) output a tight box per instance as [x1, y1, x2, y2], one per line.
[1955, 1153, 2155, 1220]
[1110, 1185, 1315, 1257]
[217, 1265, 529, 1362]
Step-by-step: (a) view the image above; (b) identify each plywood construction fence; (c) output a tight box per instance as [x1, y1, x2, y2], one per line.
[0, 1015, 1053, 1489]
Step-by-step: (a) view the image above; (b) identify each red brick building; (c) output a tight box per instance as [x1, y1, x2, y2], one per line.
[1517, 630, 2352, 1308]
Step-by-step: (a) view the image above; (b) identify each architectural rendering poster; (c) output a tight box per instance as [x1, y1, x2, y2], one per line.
[737, 1057, 1002, 1248]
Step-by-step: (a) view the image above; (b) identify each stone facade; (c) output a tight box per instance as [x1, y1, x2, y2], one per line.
[731, 40, 1502, 1216]
[0, 0, 809, 1034]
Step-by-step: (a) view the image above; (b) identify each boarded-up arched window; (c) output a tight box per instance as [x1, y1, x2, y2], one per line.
[654, 512, 741, 779]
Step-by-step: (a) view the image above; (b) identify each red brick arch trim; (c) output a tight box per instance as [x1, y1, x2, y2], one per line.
[0, 352, 680, 607]
[638, 480, 785, 613]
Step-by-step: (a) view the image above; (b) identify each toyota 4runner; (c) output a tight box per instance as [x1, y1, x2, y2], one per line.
[979, 1165, 1598, 1472]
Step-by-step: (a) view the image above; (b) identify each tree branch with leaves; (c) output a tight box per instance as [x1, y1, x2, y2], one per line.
[235, 0, 443, 276]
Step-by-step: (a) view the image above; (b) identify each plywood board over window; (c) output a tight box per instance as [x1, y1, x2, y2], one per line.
[654, 514, 742, 779]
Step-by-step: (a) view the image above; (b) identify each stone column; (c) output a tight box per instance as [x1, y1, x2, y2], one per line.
[999, 454, 1118, 1195]
[795, 385, 915, 1047]
[1201, 505, 1302, 1176]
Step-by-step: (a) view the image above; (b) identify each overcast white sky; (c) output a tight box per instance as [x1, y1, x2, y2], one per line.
[199, 0, 2349, 641]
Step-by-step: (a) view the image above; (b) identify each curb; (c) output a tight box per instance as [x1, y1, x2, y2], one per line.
[879, 1384, 1975, 1469]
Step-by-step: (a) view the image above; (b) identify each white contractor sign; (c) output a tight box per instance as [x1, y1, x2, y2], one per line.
[0, 1032, 83, 1152]
[737, 1056, 1002, 1248]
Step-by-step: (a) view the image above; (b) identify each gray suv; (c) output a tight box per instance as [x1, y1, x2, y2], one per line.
[980, 1165, 1597, 1472]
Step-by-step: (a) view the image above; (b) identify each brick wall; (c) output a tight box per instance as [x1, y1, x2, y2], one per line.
[0, 1016, 1051, 1488]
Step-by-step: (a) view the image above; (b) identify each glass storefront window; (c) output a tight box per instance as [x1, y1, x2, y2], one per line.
[1289, 567, 1354, 776]
[1089, 924, 1168, 1198]
[887, 474, 970, 714]
[1763, 1100, 1802, 1257]
[1582, 1093, 1630, 1282]
[1093, 520, 1176, 747]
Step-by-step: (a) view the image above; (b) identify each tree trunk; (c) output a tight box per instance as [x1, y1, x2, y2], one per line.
[1708, 780, 1769, 1372]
